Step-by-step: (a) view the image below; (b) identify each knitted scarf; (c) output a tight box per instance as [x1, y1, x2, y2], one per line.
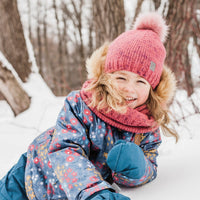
[80, 81, 159, 133]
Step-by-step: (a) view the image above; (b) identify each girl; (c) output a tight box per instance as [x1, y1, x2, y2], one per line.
[0, 12, 178, 200]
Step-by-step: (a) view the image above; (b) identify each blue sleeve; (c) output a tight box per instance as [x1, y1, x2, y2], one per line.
[0, 153, 28, 200]
[112, 129, 161, 187]
[48, 92, 113, 200]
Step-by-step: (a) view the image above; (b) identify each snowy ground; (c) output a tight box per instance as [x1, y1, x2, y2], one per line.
[0, 73, 200, 200]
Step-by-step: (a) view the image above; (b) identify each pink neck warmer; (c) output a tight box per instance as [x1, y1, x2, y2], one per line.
[80, 81, 159, 133]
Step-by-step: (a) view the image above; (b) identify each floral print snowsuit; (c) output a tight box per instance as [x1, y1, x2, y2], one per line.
[25, 91, 161, 200]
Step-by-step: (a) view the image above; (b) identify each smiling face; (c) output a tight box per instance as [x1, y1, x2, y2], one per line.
[111, 70, 151, 109]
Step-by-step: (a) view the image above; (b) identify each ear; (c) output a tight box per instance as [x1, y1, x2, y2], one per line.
[86, 42, 109, 80]
[155, 65, 176, 106]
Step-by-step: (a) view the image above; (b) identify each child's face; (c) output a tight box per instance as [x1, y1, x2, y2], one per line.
[112, 70, 151, 109]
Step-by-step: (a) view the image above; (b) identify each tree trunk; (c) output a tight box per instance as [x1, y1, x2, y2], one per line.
[53, 0, 65, 95]
[0, 61, 30, 116]
[62, 0, 87, 85]
[71, 0, 86, 84]
[152, 0, 161, 10]
[36, 0, 43, 76]
[28, 0, 32, 41]
[0, 0, 31, 82]
[165, 0, 195, 96]
[42, 0, 56, 93]
[131, 0, 144, 28]
[92, 0, 125, 48]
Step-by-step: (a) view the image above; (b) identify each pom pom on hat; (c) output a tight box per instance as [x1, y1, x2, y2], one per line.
[133, 12, 168, 43]
[104, 12, 168, 89]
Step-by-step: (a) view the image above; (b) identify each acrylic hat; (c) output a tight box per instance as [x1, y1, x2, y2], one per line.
[104, 12, 168, 89]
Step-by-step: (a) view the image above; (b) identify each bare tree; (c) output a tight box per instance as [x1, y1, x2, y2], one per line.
[152, 0, 161, 10]
[0, 0, 31, 114]
[165, 0, 196, 96]
[0, 60, 30, 116]
[131, 0, 144, 27]
[0, 0, 31, 82]
[53, 0, 67, 95]
[28, 0, 32, 41]
[92, 0, 125, 48]
[191, 5, 200, 87]
[62, 0, 86, 83]
[53, 0, 63, 67]
[87, 12, 94, 56]
[36, 0, 43, 75]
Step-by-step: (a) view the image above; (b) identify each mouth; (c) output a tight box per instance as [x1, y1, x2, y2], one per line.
[125, 97, 137, 104]
[125, 97, 137, 101]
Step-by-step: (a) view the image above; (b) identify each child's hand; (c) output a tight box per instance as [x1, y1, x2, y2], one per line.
[106, 140, 146, 179]
[86, 189, 130, 200]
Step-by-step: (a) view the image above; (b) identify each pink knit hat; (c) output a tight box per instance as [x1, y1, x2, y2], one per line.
[104, 12, 168, 89]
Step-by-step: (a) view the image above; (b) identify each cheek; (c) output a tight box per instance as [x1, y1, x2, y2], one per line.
[138, 89, 150, 102]
[113, 82, 124, 91]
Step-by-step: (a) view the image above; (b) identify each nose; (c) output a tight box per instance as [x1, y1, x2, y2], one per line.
[125, 82, 136, 93]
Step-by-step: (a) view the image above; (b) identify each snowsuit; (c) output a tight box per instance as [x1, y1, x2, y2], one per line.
[0, 153, 28, 200]
[24, 90, 161, 200]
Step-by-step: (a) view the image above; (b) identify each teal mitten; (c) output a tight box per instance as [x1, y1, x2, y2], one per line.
[86, 189, 130, 200]
[106, 140, 146, 179]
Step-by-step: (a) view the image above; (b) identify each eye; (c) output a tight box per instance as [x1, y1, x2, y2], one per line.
[116, 76, 126, 81]
[137, 80, 146, 84]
